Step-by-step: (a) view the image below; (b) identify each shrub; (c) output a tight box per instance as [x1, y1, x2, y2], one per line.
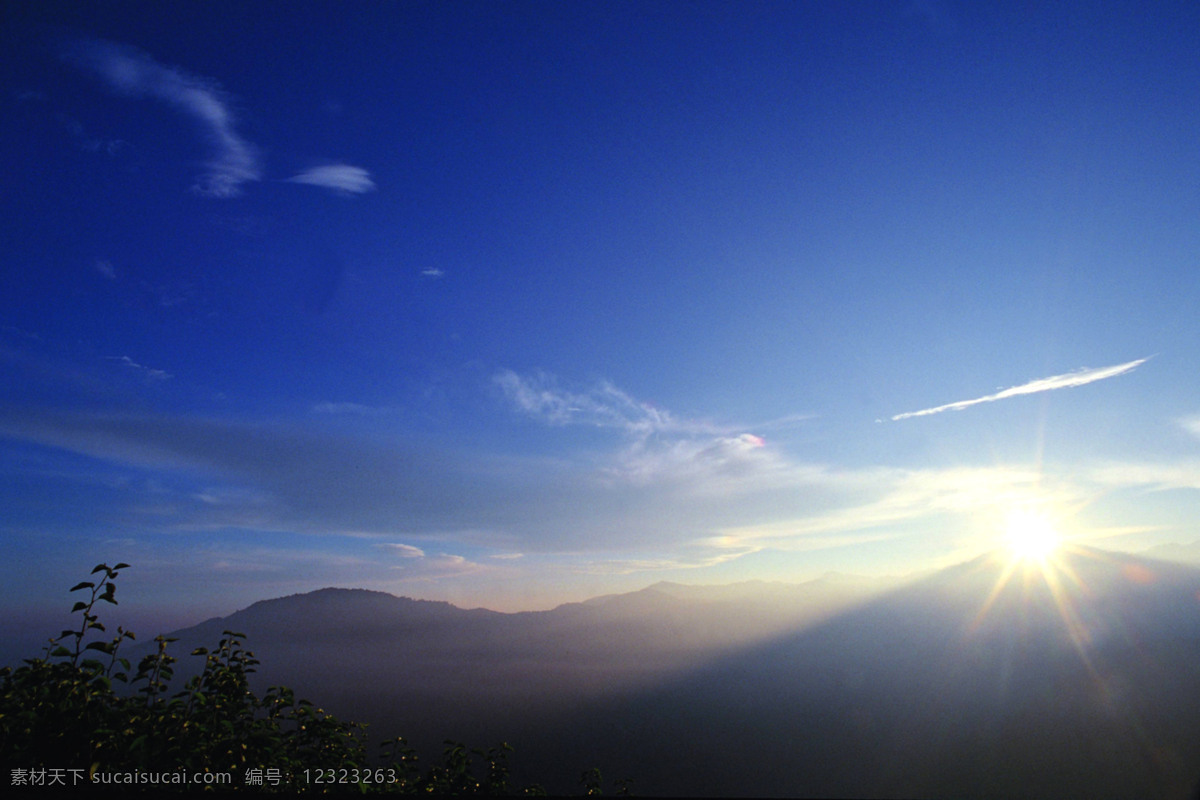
[0, 563, 610, 794]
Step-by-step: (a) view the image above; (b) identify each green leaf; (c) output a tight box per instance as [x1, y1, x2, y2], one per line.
[71, 601, 87, 613]
[70, 582, 95, 592]
[91, 564, 109, 574]
[113, 562, 131, 570]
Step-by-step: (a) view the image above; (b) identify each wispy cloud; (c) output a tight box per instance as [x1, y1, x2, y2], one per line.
[106, 355, 172, 382]
[61, 114, 126, 155]
[68, 39, 261, 197]
[494, 369, 708, 437]
[1086, 460, 1200, 491]
[8, 387, 1176, 589]
[891, 357, 1148, 421]
[496, 369, 812, 498]
[378, 545, 486, 580]
[311, 402, 388, 416]
[381, 543, 426, 558]
[94, 259, 117, 280]
[573, 533, 772, 575]
[714, 464, 1060, 546]
[608, 433, 776, 491]
[286, 164, 376, 195]
[421, 268, 445, 278]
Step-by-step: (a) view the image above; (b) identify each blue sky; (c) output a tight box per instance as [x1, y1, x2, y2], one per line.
[3, 1, 1200, 628]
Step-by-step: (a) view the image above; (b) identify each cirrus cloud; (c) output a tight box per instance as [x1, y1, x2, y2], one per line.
[892, 357, 1149, 421]
[286, 164, 376, 195]
[67, 39, 261, 197]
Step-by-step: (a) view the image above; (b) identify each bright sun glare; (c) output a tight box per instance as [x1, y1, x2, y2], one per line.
[1003, 508, 1061, 561]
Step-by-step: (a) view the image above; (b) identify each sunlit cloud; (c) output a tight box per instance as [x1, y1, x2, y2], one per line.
[286, 164, 376, 195]
[709, 464, 1078, 555]
[891, 357, 1149, 421]
[68, 39, 261, 197]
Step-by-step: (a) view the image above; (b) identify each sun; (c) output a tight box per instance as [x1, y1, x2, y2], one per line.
[1003, 508, 1061, 562]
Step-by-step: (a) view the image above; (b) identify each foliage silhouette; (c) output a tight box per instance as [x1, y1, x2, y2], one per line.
[0, 563, 619, 794]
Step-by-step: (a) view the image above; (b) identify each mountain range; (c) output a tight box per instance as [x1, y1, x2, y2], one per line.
[155, 548, 1200, 797]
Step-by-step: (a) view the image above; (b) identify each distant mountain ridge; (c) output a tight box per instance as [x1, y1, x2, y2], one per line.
[153, 549, 1200, 797]
[529, 547, 1200, 797]
[1141, 538, 1200, 564]
[180, 586, 498, 642]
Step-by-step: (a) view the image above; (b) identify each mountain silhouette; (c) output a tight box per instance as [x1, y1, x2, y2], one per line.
[155, 548, 1200, 797]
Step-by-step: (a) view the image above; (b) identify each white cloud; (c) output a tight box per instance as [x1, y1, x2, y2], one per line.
[892, 357, 1148, 421]
[382, 543, 426, 558]
[286, 164, 376, 195]
[421, 268, 445, 278]
[69, 39, 261, 197]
